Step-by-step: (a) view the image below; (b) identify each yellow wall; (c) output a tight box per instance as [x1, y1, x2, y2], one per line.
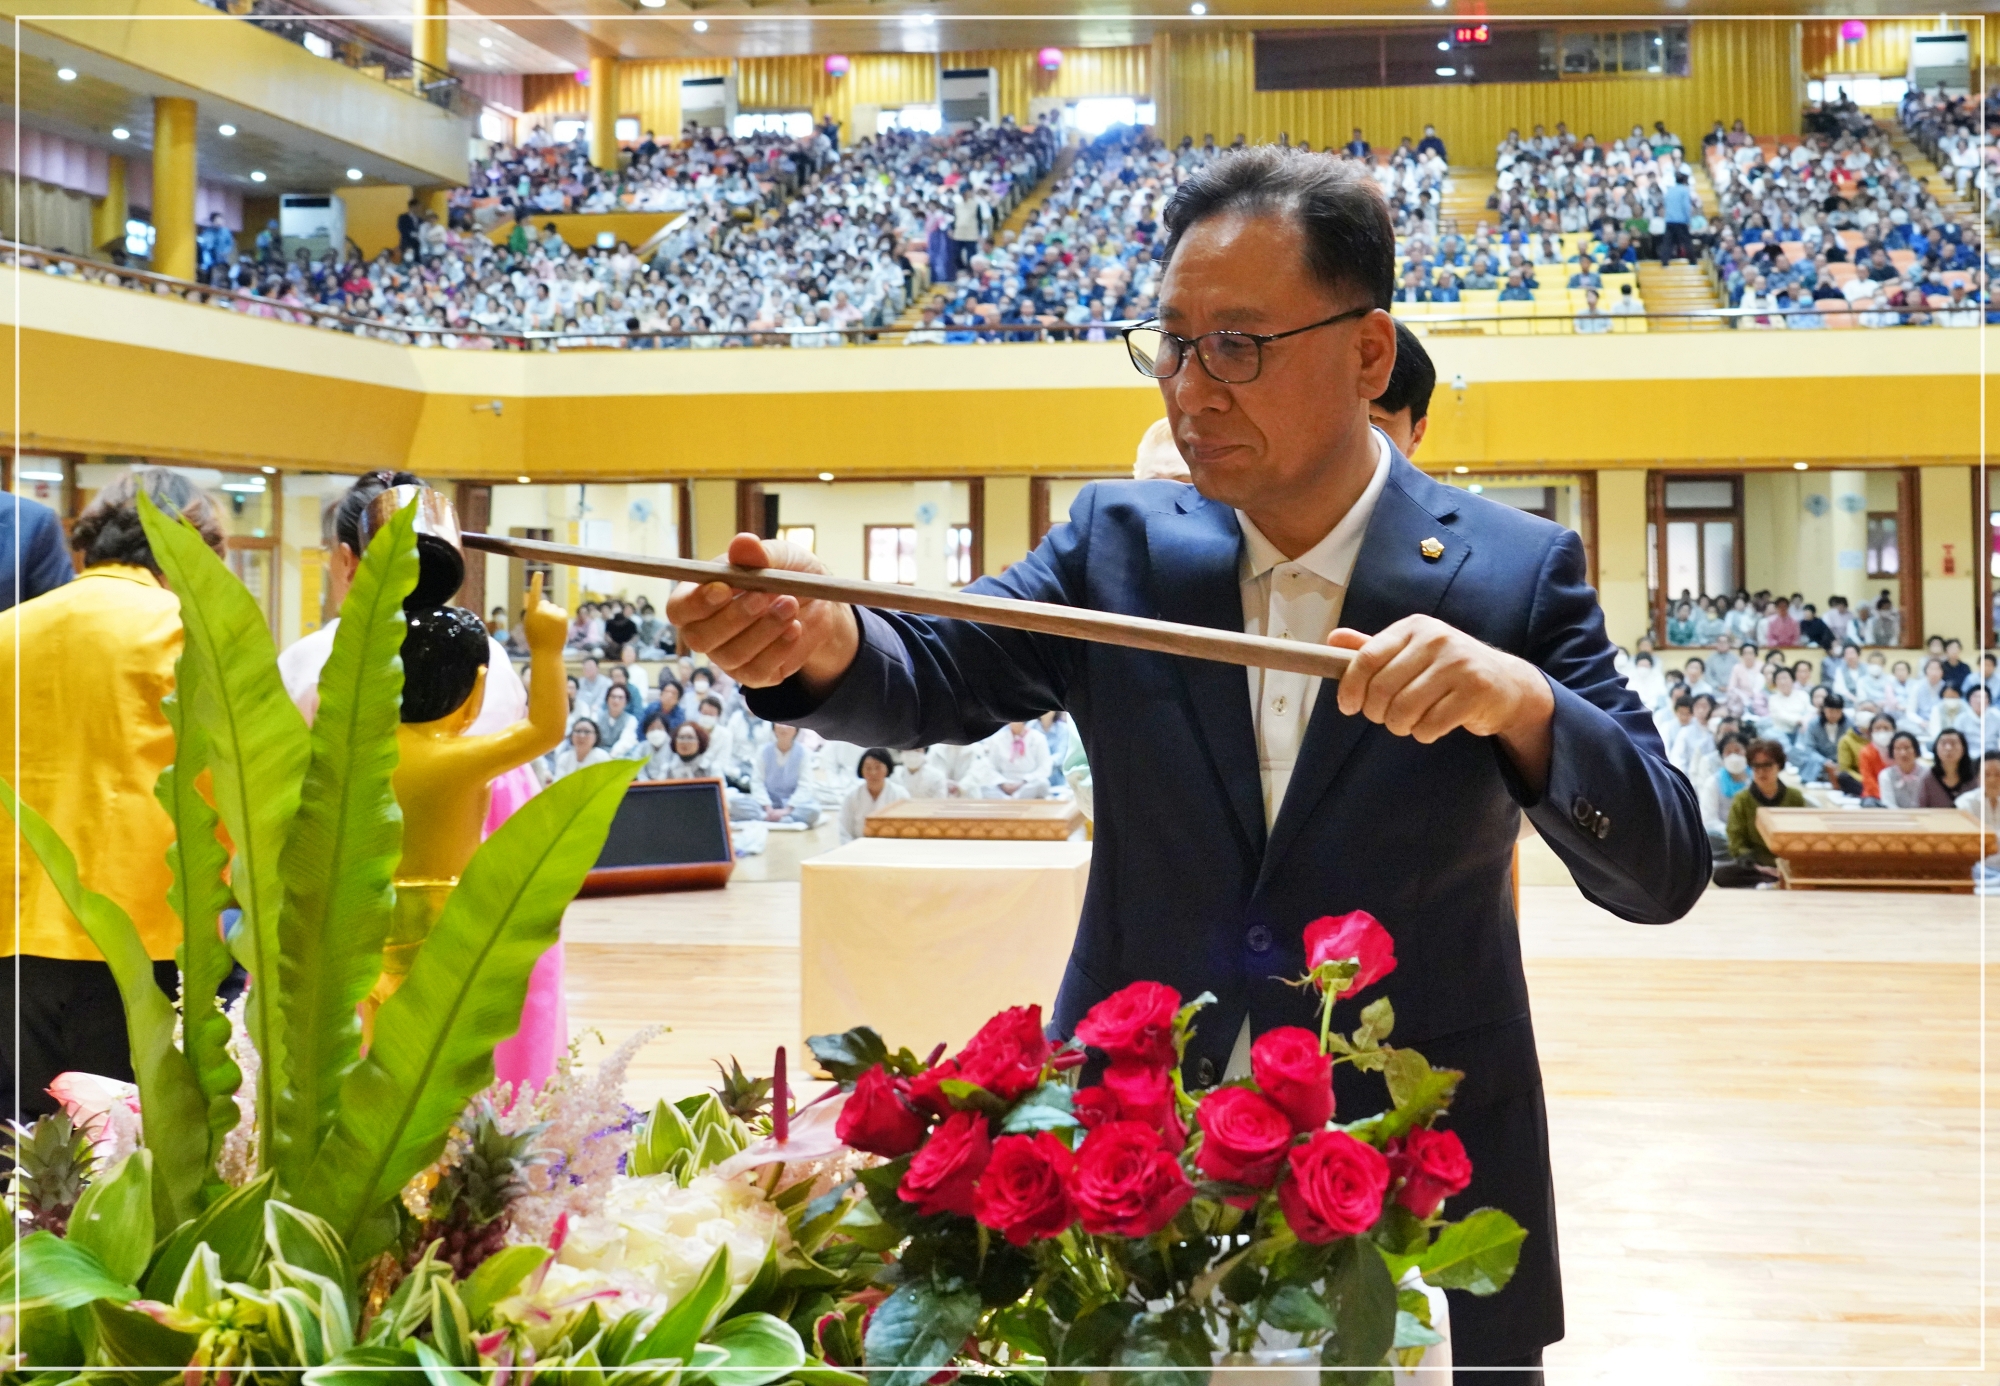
[689, 478, 737, 559]
[1919, 465, 1974, 648]
[984, 474, 1031, 574]
[483, 211, 675, 251]
[1595, 470, 1649, 648]
[1801, 18, 1999, 78]
[339, 185, 415, 259]
[1156, 20, 1802, 154]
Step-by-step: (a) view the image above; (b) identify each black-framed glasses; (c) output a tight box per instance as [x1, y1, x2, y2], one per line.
[1121, 306, 1374, 384]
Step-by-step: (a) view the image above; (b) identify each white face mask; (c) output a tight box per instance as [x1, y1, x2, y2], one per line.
[1722, 753, 1748, 775]
[646, 727, 668, 748]
[1872, 730, 1893, 749]
[695, 713, 717, 729]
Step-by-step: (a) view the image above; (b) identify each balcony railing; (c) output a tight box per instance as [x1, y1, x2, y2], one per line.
[199, 0, 477, 117]
[7, 242, 1989, 350]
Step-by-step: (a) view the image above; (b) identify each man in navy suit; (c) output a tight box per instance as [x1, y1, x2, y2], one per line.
[670, 148, 1709, 1379]
[1, 493, 74, 612]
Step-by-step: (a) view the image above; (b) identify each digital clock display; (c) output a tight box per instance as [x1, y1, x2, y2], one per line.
[1452, 23, 1491, 45]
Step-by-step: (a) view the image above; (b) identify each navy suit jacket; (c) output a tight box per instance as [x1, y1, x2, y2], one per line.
[0, 495, 74, 613]
[752, 451, 1709, 1360]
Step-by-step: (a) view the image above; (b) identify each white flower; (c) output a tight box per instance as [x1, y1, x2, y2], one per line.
[558, 1173, 781, 1314]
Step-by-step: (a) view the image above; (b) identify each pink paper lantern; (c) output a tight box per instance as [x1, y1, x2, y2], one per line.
[824, 53, 850, 78]
[574, 67, 591, 84]
[1038, 47, 1063, 72]
[1839, 20, 1865, 43]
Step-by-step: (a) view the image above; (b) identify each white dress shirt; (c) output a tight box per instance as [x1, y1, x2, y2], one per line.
[1236, 432, 1392, 830]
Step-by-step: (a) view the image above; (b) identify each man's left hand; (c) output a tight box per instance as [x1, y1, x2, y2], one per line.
[1331, 615, 1556, 793]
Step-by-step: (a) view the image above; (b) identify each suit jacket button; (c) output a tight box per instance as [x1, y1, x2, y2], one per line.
[1195, 1057, 1217, 1087]
[1572, 796, 1596, 829]
[1246, 925, 1272, 953]
[1595, 814, 1611, 840]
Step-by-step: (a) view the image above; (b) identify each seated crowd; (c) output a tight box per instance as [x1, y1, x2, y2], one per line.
[1703, 97, 1992, 328]
[520, 601, 1080, 848]
[1897, 85, 2000, 213]
[458, 123, 823, 223]
[1620, 603, 1996, 887]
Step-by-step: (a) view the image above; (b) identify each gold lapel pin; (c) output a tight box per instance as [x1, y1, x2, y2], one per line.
[1419, 537, 1445, 561]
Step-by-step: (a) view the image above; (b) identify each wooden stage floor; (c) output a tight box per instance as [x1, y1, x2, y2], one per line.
[560, 839, 1996, 1380]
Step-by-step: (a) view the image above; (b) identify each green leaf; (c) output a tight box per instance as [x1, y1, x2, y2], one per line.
[805, 1027, 889, 1084]
[145, 1169, 276, 1299]
[302, 759, 640, 1254]
[630, 1244, 734, 1364]
[174, 1243, 227, 1318]
[1417, 1207, 1526, 1296]
[862, 1277, 983, 1386]
[1323, 1236, 1397, 1367]
[1392, 1309, 1443, 1350]
[998, 1082, 1078, 1135]
[1370, 1204, 1429, 1259]
[1261, 1283, 1334, 1334]
[138, 489, 311, 1177]
[156, 679, 243, 1184]
[1112, 1307, 1210, 1386]
[459, 1244, 550, 1325]
[1354, 996, 1395, 1048]
[1057, 1300, 1138, 1368]
[0, 781, 209, 1224]
[271, 1282, 342, 1367]
[0, 1232, 137, 1311]
[266, 1201, 354, 1325]
[274, 503, 417, 1193]
[89, 1298, 198, 1367]
[66, 1150, 155, 1287]
[412, 1337, 481, 1386]
[427, 1277, 476, 1368]
[690, 1312, 806, 1386]
[304, 1345, 421, 1386]
[631, 1098, 698, 1178]
[1377, 1050, 1461, 1141]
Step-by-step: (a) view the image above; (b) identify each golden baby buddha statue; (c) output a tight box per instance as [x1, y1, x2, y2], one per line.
[360, 486, 570, 1028]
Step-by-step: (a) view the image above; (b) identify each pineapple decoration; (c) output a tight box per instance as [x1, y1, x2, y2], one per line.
[711, 1056, 774, 1126]
[4, 1112, 97, 1235]
[419, 1100, 550, 1278]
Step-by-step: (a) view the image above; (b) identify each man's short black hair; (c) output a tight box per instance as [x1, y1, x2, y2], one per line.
[1158, 147, 1394, 310]
[1375, 320, 1436, 423]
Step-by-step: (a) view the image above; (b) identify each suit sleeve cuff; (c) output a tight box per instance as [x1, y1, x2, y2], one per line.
[742, 606, 904, 726]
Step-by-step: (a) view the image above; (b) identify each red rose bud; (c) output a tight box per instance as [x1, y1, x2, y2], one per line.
[952, 1005, 1052, 1102]
[1194, 1086, 1294, 1188]
[1278, 1129, 1391, 1243]
[1070, 1120, 1195, 1237]
[1102, 1060, 1183, 1142]
[904, 1061, 960, 1118]
[898, 1110, 993, 1218]
[837, 1065, 928, 1157]
[1250, 1026, 1335, 1132]
[1302, 912, 1397, 997]
[1387, 1126, 1473, 1219]
[1074, 980, 1182, 1066]
[973, 1132, 1078, 1245]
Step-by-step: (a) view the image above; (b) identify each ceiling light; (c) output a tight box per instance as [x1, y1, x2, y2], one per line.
[1468, 483, 1484, 494]
[918, 13, 934, 23]
[1435, 66, 1456, 76]
[346, 167, 363, 180]
[1430, 0, 1448, 8]
[18, 470, 62, 482]
[1453, 465, 1470, 474]
[1792, 461, 1809, 471]
[56, 67, 76, 81]
[693, 18, 708, 28]
[517, 476, 532, 484]
[638, 0, 667, 8]
[818, 472, 835, 482]
[479, 36, 493, 47]
[218, 122, 236, 136]
[111, 127, 129, 140]
[250, 170, 267, 182]
[1189, 2, 1205, 12]
[1438, 40, 1449, 50]
[260, 465, 277, 474]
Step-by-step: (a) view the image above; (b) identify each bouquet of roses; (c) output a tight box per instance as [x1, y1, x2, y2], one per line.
[806, 911, 1525, 1383]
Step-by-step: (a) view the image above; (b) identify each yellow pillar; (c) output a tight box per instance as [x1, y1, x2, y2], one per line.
[588, 55, 619, 172]
[411, 0, 448, 82]
[91, 154, 127, 254]
[420, 186, 449, 222]
[150, 96, 197, 280]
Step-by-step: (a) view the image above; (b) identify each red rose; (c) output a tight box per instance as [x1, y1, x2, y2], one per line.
[1278, 1130, 1390, 1243]
[1074, 981, 1181, 1066]
[1194, 1087, 1294, 1188]
[1302, 912, 1397, 997]
[1069, 1120, 1195, 1237]
[1250, 1027, 1334, 1133]
[1102, 1061, 1183, 1140]
[1072, 1084, 1118, 1130]
[1387, 1126, 1473, 1219]
[972, 1133, 1077, 1245]
[953, 1006, 1052, 1101]
[904, 1061, 959, 1118]
[837, 1064, 928, 1157]
[898, 1111, 992, 1218]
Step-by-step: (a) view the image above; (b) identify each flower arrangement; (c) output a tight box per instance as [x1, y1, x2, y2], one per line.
[810, 911, 1524, 1378]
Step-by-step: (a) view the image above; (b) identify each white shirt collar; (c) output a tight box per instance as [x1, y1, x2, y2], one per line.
[1236, 430, 1394, 588]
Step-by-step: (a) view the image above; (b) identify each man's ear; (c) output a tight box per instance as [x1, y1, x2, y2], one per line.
[1406, 415, 1430, 458]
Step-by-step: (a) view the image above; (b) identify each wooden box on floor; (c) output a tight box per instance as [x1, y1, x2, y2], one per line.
[1756, 807, 1994, 892]
[864, 798, 1084, 841]
[799, 838, 1091, 1060]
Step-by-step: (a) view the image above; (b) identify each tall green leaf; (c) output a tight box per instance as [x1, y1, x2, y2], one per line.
[0, 1231, 136, 1312]
[156, 676, 243, 1183]
[272, 504, 417, 1192]
[0, 782, 208, 1223]
[67, 1150, 155, 1287]
[302, 759, 640, 1253]
[137, 490, 310, 1172]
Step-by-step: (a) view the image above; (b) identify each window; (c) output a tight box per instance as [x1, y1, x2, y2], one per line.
[865, 525, 975, 586]
[302, 31, 333, 59]
[876, 107, 942, 135]
[124, 218, 155, 259]
[552, 119, 587, 143]
[615, 117, 641, 142]
[1808, 76, 1908, 106]
[1866, 513, 1900, 578]
[1558, 26, 1686, 77]
[1650, 473, 1742, 641]
[737, 111, 815, 139]
[777, 525, 816, 553]
[1070, 98, 1141, 136]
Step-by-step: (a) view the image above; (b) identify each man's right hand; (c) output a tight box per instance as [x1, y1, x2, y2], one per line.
[667, 533, 860, 693]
